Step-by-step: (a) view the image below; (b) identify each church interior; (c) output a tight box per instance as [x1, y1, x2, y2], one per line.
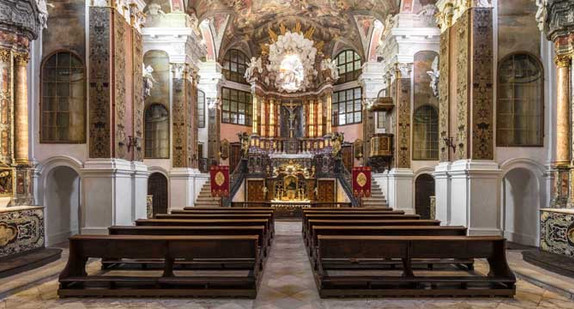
[2, 0, 574, 307]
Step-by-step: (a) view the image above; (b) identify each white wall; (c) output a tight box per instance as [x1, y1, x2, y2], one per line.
[45, 166, 80, 245]
[503, 168, 541, 246]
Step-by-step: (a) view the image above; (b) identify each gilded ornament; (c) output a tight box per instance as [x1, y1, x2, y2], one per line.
[554, 55, 571, 68]
[14, 53, 29, 66]
[0, 50, 10, 63]
[0, 223, 17, 246]
[356, 172, 367, 187]
[214, 171, 225, 186]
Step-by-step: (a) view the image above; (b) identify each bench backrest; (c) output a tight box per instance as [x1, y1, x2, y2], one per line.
[171, 210, 274, 215]
[60, 235, 259, 278]
[109, 226, 266, 246]
[307, 219, 441, 231]
[303, 207, 393, 212]
[155, 214, 272, 220]
[311, 226, 467, 245]
[183, 207, 273, 211]
[135, 219, 270, 227]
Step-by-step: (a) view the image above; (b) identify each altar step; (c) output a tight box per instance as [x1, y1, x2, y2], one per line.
[361, 182, 388, 207]
[193, 182, 222, 207]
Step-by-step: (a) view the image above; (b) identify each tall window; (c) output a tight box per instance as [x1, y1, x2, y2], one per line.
[41, 51, 86, 143]
[145, 104, 169, 158]
[222, 49, 248, 84]
[332, 87, 362, 126]
[335, 50, 362, 84]
[198, 90, 206, 128]
[497, 53, 543, 147]
[221, 87, 252, 125]
[413, 105, 439, 160]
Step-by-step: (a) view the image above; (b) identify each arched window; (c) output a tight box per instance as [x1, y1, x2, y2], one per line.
[222, 49, 248, 84]
[41, 51, 86, 143]
[198, 90, 206, 128]
[145, 104, 169, 158]
[335, 50, 362, 84]
[497, 53, 544, 147]
[413, 105, 439, 160]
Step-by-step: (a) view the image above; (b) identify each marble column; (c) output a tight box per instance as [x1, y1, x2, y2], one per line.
[13, 53, 29, 165]
[555, 55, 571, 167]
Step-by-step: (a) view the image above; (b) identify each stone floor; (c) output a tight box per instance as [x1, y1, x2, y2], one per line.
[2, 221, 574, 308]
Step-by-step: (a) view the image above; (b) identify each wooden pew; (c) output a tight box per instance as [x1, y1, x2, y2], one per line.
[304, 219, 440, 243]
[154, 213, 275, 236]
[303, 207, 395, 212]
[135, 219, 273, 244]
[106, 225, 269, 266]
[58, 235, 261, 298]
[302, 211, 406, 233]
[306, 226, 470, 268]
[303, 214, 422, 237]
[184, 206, 272, 210]
[314, 235, 516, 298]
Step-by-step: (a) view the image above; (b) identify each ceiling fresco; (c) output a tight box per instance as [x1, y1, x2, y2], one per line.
[189, 0, 400, 58]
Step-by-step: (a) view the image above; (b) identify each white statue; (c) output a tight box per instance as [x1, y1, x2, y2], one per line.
[535, 0, 548, 32]
[426, 56, 440, 98]
[36, 0, 50, 29]
[320, 58, 339, 81]
[145, 3, 166, 26]
[245, 57, 263, 83]
[142, 64, 157, 98]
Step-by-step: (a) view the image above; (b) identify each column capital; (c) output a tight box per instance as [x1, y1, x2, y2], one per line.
[0, 49, 10, 62]
[14, 53, 29, 66]
[394, 62, 413, 79]
[554, 54, 571, 68]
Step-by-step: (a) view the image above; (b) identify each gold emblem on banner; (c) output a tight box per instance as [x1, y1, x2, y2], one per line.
[356, 172, 367, 187]
[215, 171, 225, 186]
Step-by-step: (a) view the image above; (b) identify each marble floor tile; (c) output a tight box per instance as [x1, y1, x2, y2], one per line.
[2, 221, 574, 309]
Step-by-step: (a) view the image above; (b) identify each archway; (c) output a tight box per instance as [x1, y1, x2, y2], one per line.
[45, 166, 81, 246]
[148, 172, 168, 216]
[415, 174, 435, 219]
[502, 168, 539, 246]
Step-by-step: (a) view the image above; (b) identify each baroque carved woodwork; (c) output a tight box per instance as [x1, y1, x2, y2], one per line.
[133, 30, 144, 161]
[114, 11, 128, 159]
[438, 31, 450, 162]
[88, 8, 112, 158]
[393, 66, 412, 168]
[470, 8, 494, 160]
[454, 12, 469, 160]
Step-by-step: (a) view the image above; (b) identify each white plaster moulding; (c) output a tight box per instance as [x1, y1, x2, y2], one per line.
[391, 28, 441, 38]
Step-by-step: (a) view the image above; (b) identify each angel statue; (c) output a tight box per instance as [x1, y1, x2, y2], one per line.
[535, 0, 548, 31]
[245, 57, 263, 83]
[143, 64, 157, 98]
[238, 132, 251, 157]
[331, 132, 345, 157]
[426, 56, 440, 98]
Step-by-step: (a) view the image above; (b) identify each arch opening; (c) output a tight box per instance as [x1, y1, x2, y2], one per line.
[44, 166, 81, 246]
[148, 172, 169, 216]
[415, 173, 435, 220]
[502, 167, 540, 246]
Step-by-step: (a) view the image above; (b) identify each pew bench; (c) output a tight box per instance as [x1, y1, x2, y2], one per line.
[302, 214, 423, 237]
[105, 225, 270, 269]
[58, 235, 262, 298]
[313, 235, 516, 298]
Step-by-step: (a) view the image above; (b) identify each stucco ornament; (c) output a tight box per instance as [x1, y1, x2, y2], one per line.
[535, 0, 548, 31]
[36, 0, 49, 29]
[245, 57, 263, 83]
[320, 58, 339, 82]
[142, 64, 157, 98]
[265, 31, 318, 93]
[427, 56, 440, 97]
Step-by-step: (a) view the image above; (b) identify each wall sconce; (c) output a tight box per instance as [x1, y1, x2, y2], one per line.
[443, 136, 456, 153]
[127, 136, 141, 152]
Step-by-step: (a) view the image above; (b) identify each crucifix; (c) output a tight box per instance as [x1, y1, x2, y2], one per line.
[283, 100, 300, 139]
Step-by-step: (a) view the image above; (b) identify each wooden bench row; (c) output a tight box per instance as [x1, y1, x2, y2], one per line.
[58, 208, 276, 298]
[300, 208, 516, 298]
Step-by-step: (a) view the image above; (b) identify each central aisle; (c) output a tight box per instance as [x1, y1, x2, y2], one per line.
[254, 220, 321, 307]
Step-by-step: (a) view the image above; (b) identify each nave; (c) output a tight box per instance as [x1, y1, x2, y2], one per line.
[1, 220, 574, 309]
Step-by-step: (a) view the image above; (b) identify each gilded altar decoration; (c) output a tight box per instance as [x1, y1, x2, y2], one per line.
[0, 223, 17, 247]
[210, 165, 229, 197]
[220, 139, 230, 160]
[244, 23, 338, 93]
[331, 132, 344, 157]
[238, 132, 251, 157]
[352, 166, 371, 197]
[0, 168, 13, 196]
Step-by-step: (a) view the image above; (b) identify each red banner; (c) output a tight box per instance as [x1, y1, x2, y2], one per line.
[352, 167, 371, 198]
[210, 165, 230, 197]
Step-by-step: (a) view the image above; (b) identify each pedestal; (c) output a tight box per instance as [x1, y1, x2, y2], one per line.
[81, 159, 136, 234]
[449, 160, 501, 235]
[132, 161, 149, 220]
[433, 162, 451, 225]
[387, 168, 414, 214]
[0, 206, 44, 258]
[540, 208, 574, 257]
[169, 168, 205, 210]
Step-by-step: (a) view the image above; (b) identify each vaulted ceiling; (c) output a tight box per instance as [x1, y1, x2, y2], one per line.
[189, 0, 401, 59]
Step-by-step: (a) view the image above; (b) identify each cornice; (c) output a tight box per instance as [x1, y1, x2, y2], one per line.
[436, 0, 492, 33]
[542, 0, 574, 43]
[0, 0, 47, 41]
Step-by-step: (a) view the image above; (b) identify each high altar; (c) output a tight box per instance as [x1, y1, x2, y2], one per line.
[231, 24, 348, 214]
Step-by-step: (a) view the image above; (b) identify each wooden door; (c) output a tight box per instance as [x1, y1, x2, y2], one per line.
[148, 173, 168, 215]
[316, 180, 335, 202]
[247, 179, 266, 202]
[415, 174, 435, 219]
[229, 142, 241, 172]
[341, 143, 354, 171]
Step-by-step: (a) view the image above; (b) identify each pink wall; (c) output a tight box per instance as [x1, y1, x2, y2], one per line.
[220, 123, 252, 143]
[334, 123, 363, 144]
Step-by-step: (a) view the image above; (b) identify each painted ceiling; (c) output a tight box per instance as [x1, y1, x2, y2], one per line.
[188, 0, 401, 58]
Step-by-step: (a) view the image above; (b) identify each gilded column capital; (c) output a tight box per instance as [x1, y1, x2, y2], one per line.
[554, 55, 571, 68]
[14, 53, 29, 66]
[394, 62, 413, 79]
[0, 49, 10, 63]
